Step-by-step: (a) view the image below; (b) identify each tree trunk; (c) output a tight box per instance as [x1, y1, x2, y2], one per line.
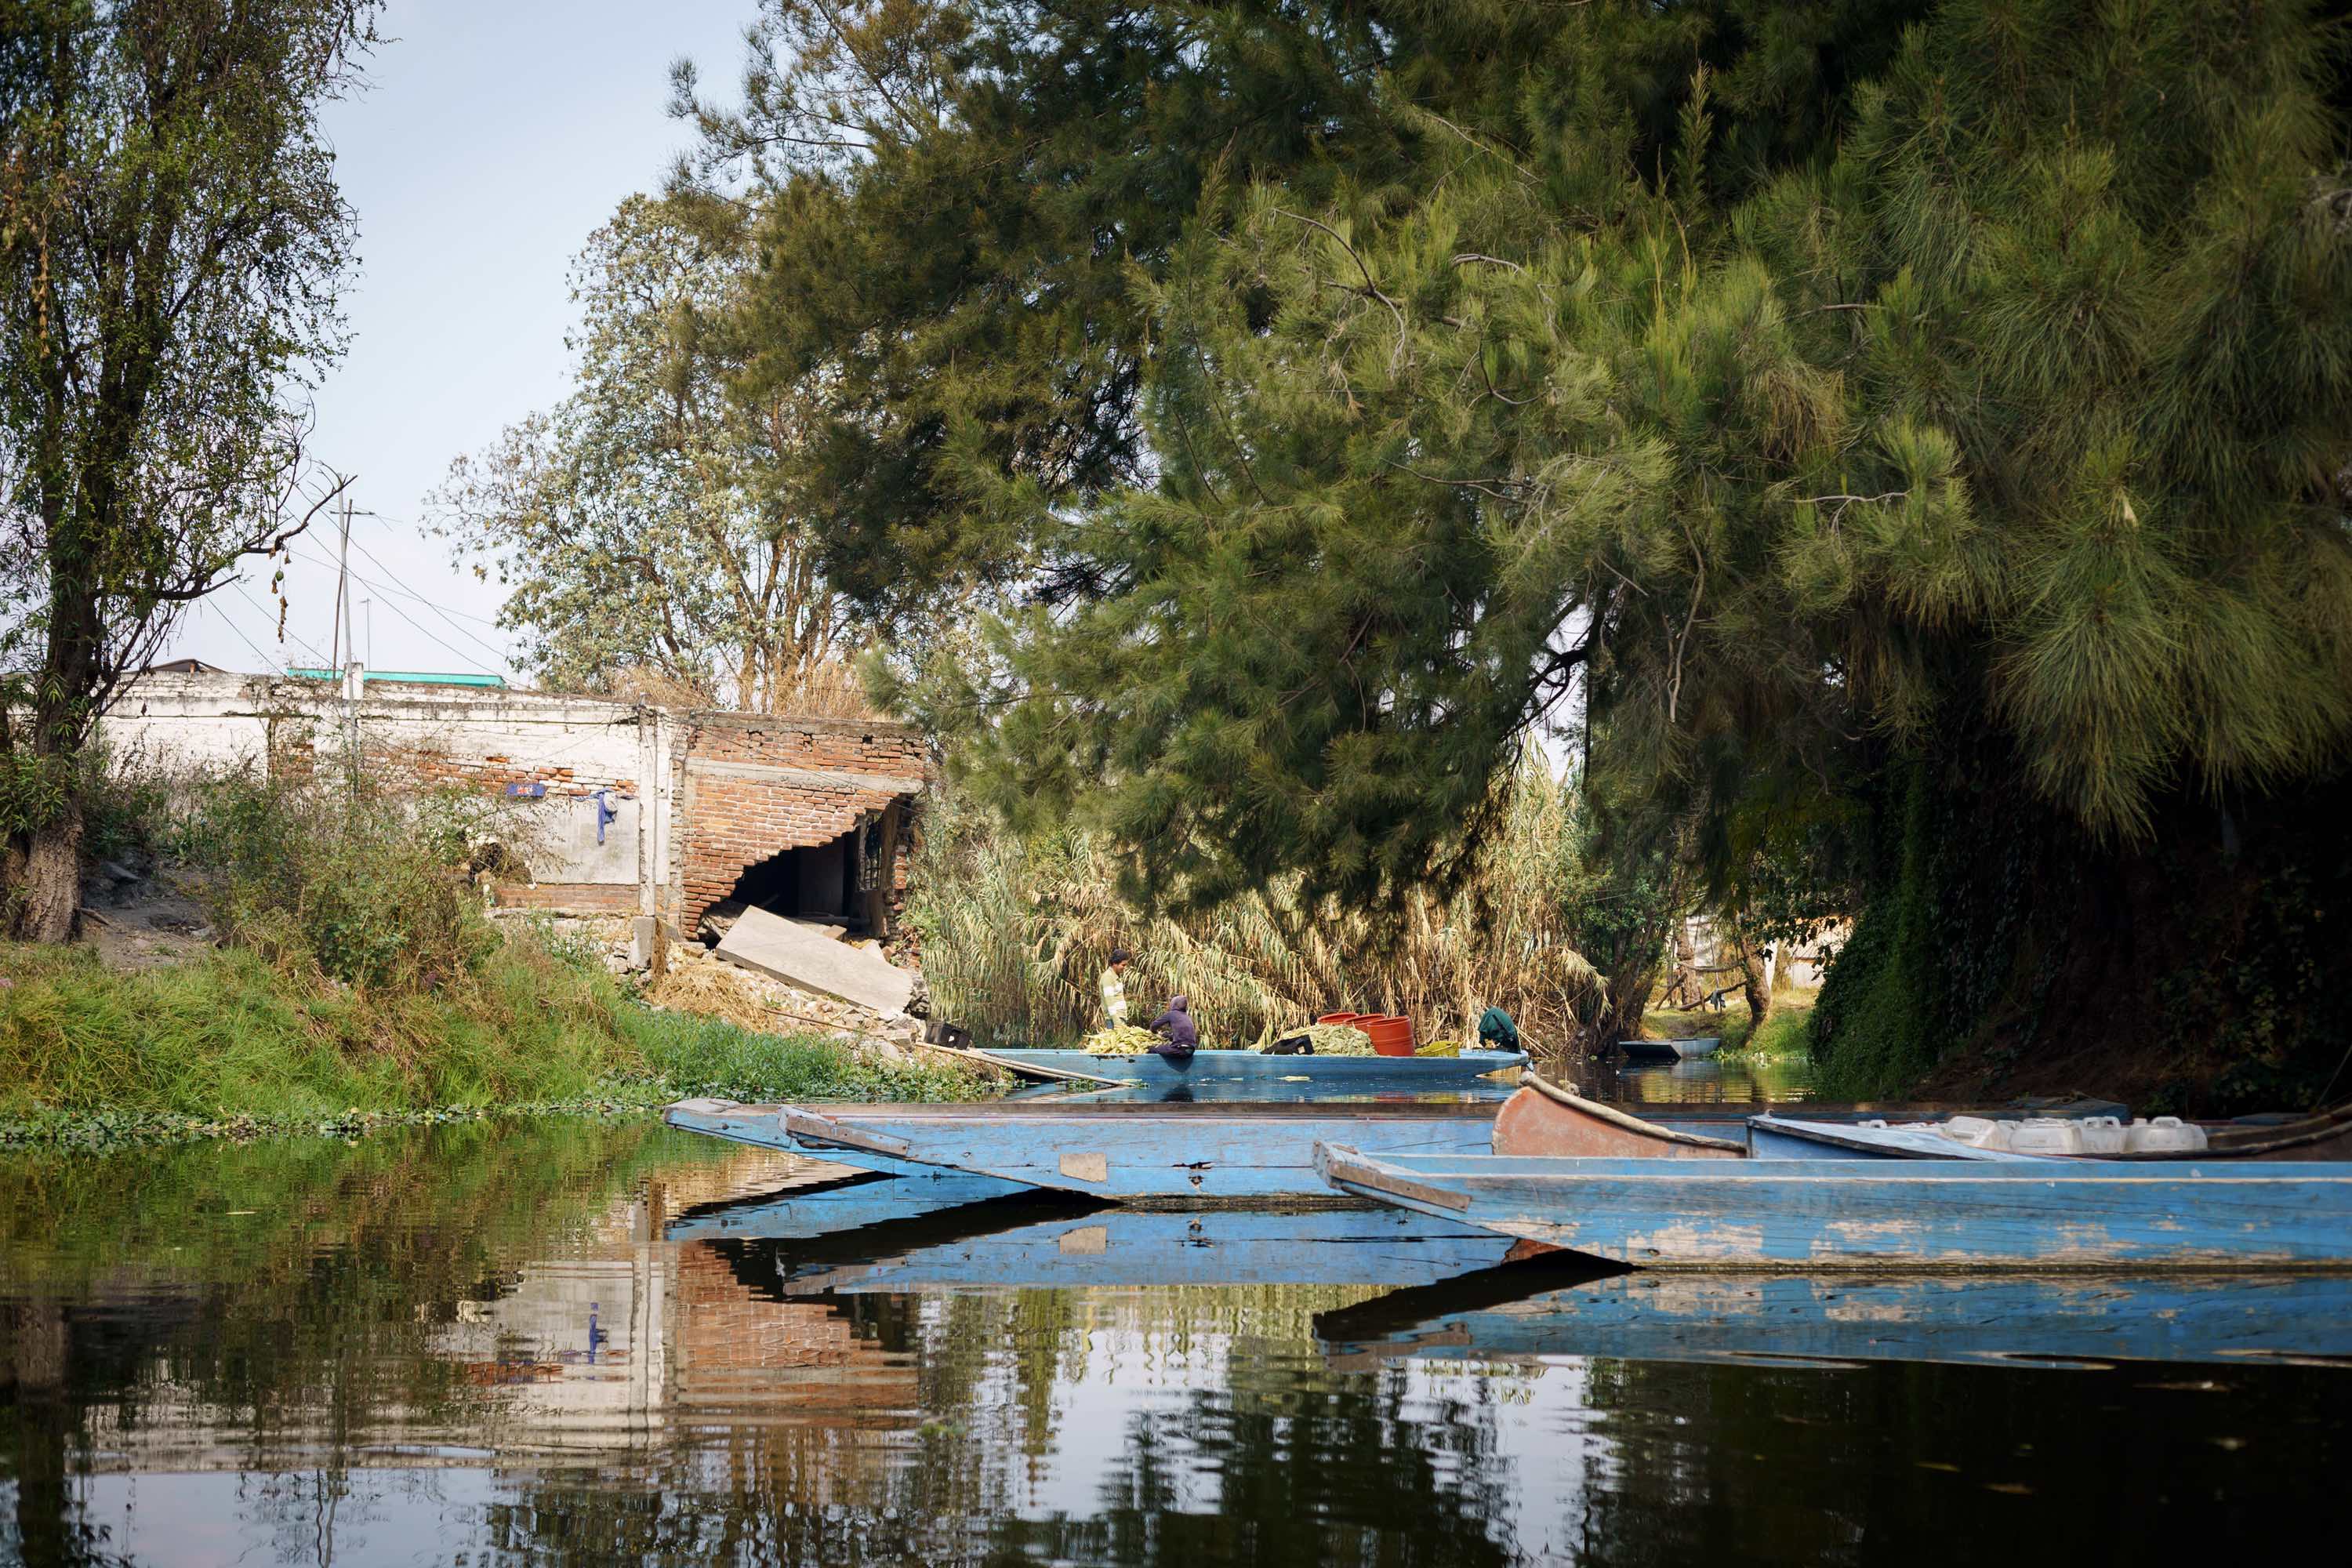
[1740, 938, 1773, 1025]
[7, 797, 82, 942]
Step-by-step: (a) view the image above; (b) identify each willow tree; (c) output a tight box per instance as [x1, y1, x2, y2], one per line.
[0, 0, 373, 940]
[913, 1, 2352, 1100]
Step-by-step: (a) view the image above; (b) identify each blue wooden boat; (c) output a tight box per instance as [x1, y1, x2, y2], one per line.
[1006, 1077, 1526, 1106]
[768, 1207, 1530, 1294]
[1751, 1104, 2352, 1163]
[1618, 1036, 1721, 1061]
[664, 1098, 1039, 1194]
[662, 1171, 1031, 1242]
[978, 1046, 1527, 1088]
[1314, 1145, 2352, 1269]
[1745, 1115, 2055, 1160]
[774, 1101, 1507, 1203]
[1315, 1269, 2352, 1369]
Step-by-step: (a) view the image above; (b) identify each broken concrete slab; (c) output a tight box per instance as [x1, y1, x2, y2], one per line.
[699, 898, 848, 946]
[714, 904, 916, 1015]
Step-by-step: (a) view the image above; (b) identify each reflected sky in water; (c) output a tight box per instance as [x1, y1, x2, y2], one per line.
[2, 1116, 2339, 1566]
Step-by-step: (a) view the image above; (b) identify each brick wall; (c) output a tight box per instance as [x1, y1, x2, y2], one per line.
[673, 713, 928, 934]
[488, 882, 640, 914]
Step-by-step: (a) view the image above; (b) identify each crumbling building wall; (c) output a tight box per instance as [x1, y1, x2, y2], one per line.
[97, 669, 927, 936]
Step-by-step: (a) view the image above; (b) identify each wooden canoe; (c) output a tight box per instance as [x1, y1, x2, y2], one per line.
[1491, 1075, 1746, 1160]
[769, 1206, 1529, 1294]
[774, 1100, 1506, 1203]
[1746, 1116, 2055, 1160]
[1618, 1036, 1721, 1061]
[1491, 1076, 2118, 1160]
[662, 1171, 1034, 1243]
[1313, 1144, 2352, 1269]
[1749, 1102, 2352, 1162]
[664, 1098, 1040, 1195]
[1315, 1269, 2352, 1370]
[979, 1046, 1528, 1087]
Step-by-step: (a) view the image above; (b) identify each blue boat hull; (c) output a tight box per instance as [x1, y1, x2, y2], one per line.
[773, 1207, 1526, 1293]
[780, 1102, 1504, 1202]
[663, 1098, 1036, 1196]
[1316, 1270, 2352, 1367]
[1315, 1146, 2352, 1269]
[663, 1172, 1032, 1242]
[984, 1047, 1527, 1087]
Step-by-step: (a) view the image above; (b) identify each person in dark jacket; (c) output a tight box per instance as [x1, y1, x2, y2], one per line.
[1477, 1007, 1522, 1053]
[1148, 994, 1199, 1058]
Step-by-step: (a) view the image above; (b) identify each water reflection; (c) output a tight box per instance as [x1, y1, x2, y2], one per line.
[2, 1120, 2340, 1566]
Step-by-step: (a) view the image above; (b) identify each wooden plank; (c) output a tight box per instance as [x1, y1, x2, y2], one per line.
[1317, 1270, 2352, 1369]
[773, 1207, 1520, 1294]
[1313, 1146, 2352, 1269]
[963, 1047, 1120, 1084]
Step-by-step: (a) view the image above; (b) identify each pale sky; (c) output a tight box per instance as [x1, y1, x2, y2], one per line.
[165, 1, 761, 681]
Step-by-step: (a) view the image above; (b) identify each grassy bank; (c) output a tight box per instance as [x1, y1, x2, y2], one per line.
[0, 938, 985, 1149]
[0, 768, 985, 1148]
[1643, 995, 1818, 1063]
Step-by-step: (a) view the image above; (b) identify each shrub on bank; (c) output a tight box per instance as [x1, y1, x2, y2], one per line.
[0, 934, 982, 1145]
[158, 771, 510, 991]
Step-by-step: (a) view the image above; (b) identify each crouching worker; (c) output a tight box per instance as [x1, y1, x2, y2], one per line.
[1148, 994, 1199, 1060]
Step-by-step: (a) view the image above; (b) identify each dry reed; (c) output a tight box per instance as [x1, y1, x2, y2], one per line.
[909, 752, 1599, 1051]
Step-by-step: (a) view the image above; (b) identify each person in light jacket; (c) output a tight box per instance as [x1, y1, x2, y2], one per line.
[1148, 993, 1198, 1059]
[1099, 948, 1134, 1027]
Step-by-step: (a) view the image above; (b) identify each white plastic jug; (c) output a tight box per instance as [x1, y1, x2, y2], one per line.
[2076, 1116, 2127, 1156]
[2124, 1116, 2208, 1154]
[2009, 1117, 2087, 1156]
[1939, 1115, 2000, 1148]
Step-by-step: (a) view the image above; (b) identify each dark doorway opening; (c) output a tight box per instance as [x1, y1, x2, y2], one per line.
[728, 829, 860, 933]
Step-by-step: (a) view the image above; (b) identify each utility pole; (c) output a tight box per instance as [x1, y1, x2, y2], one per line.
[328, 498, 349, 669]
[361, 596, 372, 668]
[335, 499, 359, 789]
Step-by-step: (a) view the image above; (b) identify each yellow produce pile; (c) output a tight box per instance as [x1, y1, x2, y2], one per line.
[1297, 1022, 1374, 1056]
[1414, 1038, 1461, 1057]
[1080, 1023, 1162, 1056]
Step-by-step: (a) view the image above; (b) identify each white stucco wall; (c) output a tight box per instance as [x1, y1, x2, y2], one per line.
[99, 670, 673, 906]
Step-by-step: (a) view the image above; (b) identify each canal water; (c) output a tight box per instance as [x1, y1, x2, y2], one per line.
[2, 1076, 2343, 1566]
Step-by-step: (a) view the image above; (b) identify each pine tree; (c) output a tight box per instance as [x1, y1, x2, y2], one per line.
[691, 2, 2352, 1097]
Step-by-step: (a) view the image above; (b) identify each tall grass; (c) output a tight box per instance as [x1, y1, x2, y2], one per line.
[2, 764, 981, 1140]
[0, 938, 979, 1138]
[909, 752, 1601, 1049]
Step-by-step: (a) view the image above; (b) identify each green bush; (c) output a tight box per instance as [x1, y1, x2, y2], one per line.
[0, 935, 985, 1143]
[159, 771, 510, 992]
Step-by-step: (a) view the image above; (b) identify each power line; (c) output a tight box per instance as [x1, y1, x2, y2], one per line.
[356, 580, 512, 673]
[281, 542, 512, 670]
[346, 526, 509, 628]
[219, 584, 299, 673]
[230, 579, 318, 659]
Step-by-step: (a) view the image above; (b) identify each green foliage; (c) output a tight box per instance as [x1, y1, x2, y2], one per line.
[699, 1, 2352, 1102]
[1, 0, 377, 938]
[1809, 767, 1952, 1097]
[0, 749, 70, 837]
[434, 196, 858, 711]
[156, 770, 506, 993]
[908, 753, 1598, 1047]
[0, 933, 981, 1145]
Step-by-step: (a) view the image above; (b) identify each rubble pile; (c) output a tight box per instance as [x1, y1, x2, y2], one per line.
[648, 943, 931, 1066]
